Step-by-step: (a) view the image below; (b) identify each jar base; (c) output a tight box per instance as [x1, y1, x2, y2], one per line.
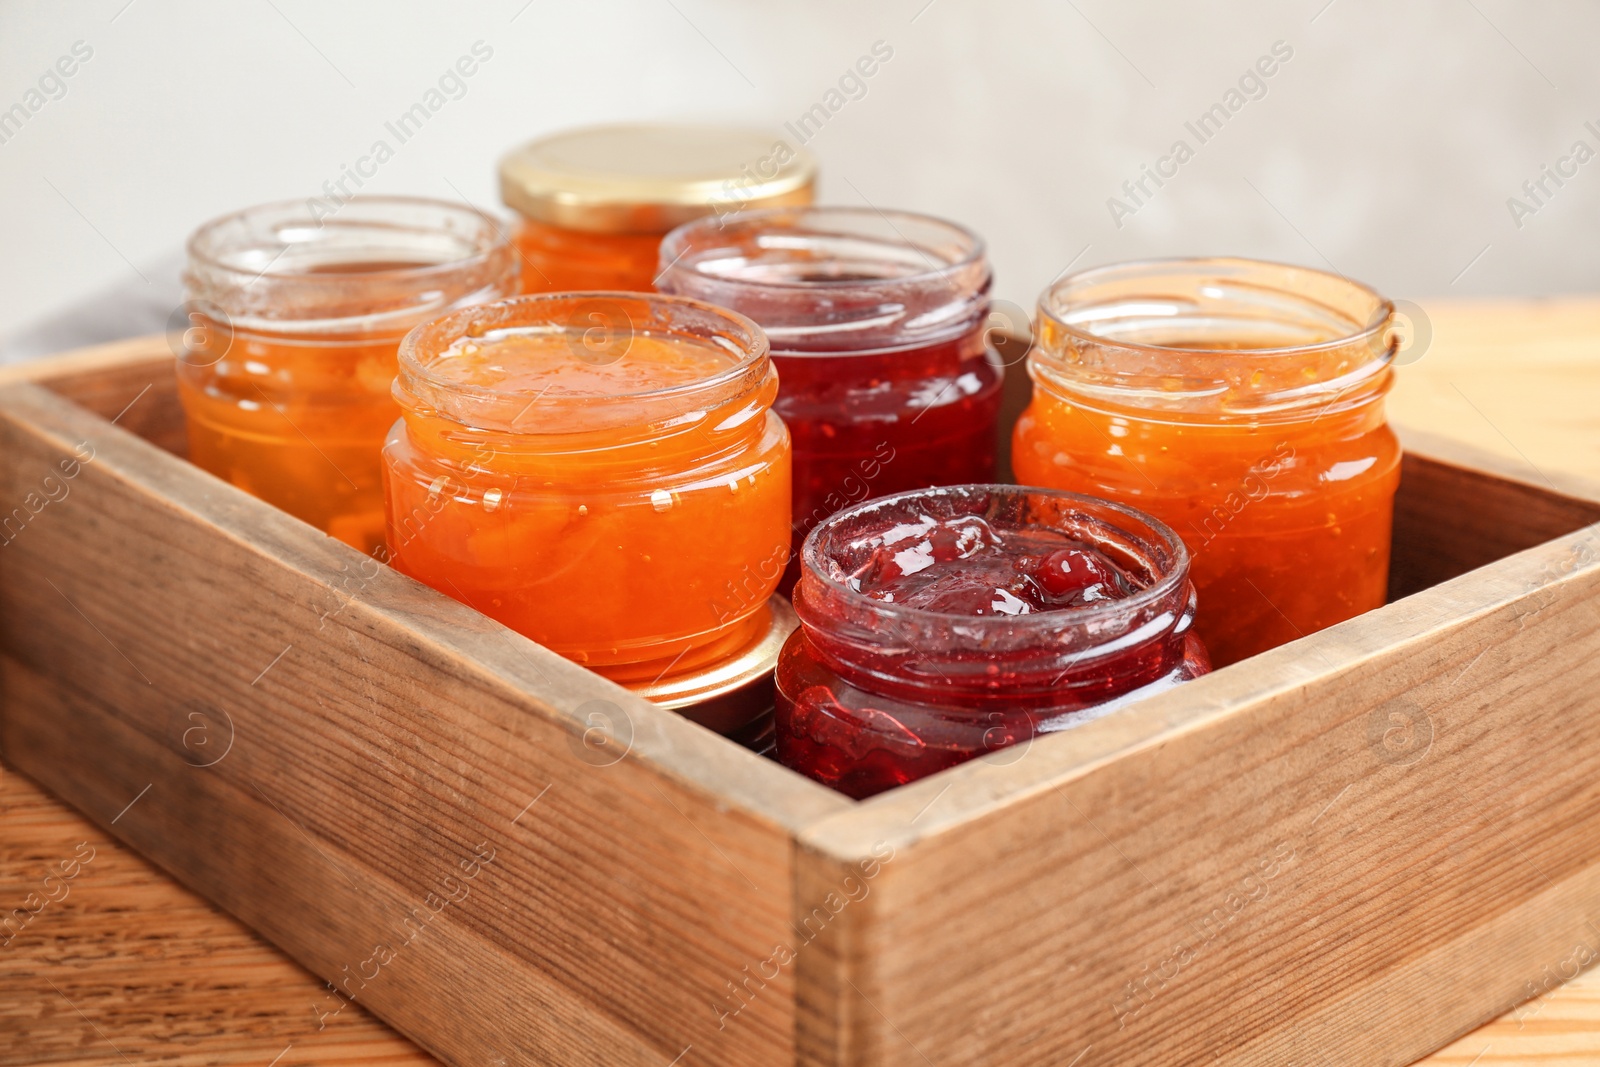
[629, 596, 798, 741]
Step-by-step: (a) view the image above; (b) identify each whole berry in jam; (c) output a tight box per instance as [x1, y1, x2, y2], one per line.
[845, 515, 1137, 616]
[1029, 547, 1132, 607]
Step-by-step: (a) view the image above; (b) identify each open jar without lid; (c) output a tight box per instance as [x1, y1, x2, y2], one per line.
[382, 292, 792, 690]
[178, 196, 516, 554]
[775, 484, 1210, 798]
[1013, 257, 1402, 665]
[657, 206, 1003, 591]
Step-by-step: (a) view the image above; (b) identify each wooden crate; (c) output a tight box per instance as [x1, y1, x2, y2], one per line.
[2, 336, 1599, 1067]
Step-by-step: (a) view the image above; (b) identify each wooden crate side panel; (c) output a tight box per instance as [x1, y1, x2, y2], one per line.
[792, 845, 880, 1067]
[1230, 851, 1600, 1064]
[0, 337, 186, 457]
[3, 656, 643, 1065]
[0, 382, 847, 1067]
[1389, 428, 1600, 598]
[796, 520, 1600, 1065]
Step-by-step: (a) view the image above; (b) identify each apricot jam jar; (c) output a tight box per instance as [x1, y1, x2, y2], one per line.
[178, 197, 516, 555]
[657, 207, 1003, 589]
[1013, 258, 1401, 666]
[382, 293, 791, 690]
[775, 485, 1210, 798]
[499, 124, 817, 294]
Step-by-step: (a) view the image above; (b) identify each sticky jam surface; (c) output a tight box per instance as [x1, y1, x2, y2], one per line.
[427, 330, 738, 396]
[383, 328, 790, 686]
[846, 515, 1136, 615]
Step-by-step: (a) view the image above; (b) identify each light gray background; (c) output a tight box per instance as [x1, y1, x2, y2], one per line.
[1, 0, 1596, 353]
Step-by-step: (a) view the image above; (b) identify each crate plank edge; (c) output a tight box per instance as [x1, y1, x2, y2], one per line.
[4, 336, 1600, 1067]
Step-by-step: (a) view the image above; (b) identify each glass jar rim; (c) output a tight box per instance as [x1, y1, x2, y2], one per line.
[799, 483, 1191, 633]
[187, 195, 511, 285]
[658, 205, 987, 292]
[1038, 255, 1395, 359]
[395, 290, 771, 422]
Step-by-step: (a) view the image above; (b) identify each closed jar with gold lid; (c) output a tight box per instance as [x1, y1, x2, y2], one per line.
[498, 123, 817, 293]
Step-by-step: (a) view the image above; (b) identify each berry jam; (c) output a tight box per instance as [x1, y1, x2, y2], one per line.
[848, 514, 1135, 614]
[775, 486, 1211, 799]
[656, 207, 1001, 593]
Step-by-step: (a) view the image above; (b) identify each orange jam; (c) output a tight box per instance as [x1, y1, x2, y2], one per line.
[510, 219, 663, 293]
[499, 123, 817, 294]
[1012, 258, 1400, 666]
[382, 293, 791, 686]
[177, 198, 516, 554]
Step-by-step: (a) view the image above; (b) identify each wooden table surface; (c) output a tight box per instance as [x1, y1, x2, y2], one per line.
[3, 297, 1599, 1066]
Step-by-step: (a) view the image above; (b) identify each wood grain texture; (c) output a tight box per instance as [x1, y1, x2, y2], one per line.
[0, 762, 438, 1066]
[0, 372, 848, 1067]
[0, 335, 186, 457]
[1389, 427, 1600, 598]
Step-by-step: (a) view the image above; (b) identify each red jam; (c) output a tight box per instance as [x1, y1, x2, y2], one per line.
[656, 207, 1002, 591]
[775, 486, 1211, 798]
[847, 515, 1135, 614]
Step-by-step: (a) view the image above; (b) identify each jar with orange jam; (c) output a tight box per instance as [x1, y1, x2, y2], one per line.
[382, 293, 792, 699]
[1012, 258, 1400, 666]
[499, 124, 816, 294]
[178, 197, 516, 554]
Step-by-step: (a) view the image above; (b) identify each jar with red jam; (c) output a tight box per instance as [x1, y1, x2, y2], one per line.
[499, 124, 817, 294]
[656, 207, 1003, 590]
[775, 485, 1211, 798]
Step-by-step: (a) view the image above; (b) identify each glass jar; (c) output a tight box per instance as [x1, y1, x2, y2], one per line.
[179, 197, 516, 554]
[775, 485, 1210, 798]
[656, 206, 1003, 590]
[382, 292, 791, 688]
[1013, 257, 1401, 666]
[499, 123, 817, 294]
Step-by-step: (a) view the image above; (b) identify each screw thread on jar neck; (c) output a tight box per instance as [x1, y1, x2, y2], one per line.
[184, 196, 518, 342]
[656, 206, 992, 355]
[394, 291, 775, 453]
[1030, 256, 1397, 423]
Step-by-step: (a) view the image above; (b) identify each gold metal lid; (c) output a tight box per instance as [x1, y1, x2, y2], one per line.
[498, 124, 818, 235]
[633, 595, 798, 738]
